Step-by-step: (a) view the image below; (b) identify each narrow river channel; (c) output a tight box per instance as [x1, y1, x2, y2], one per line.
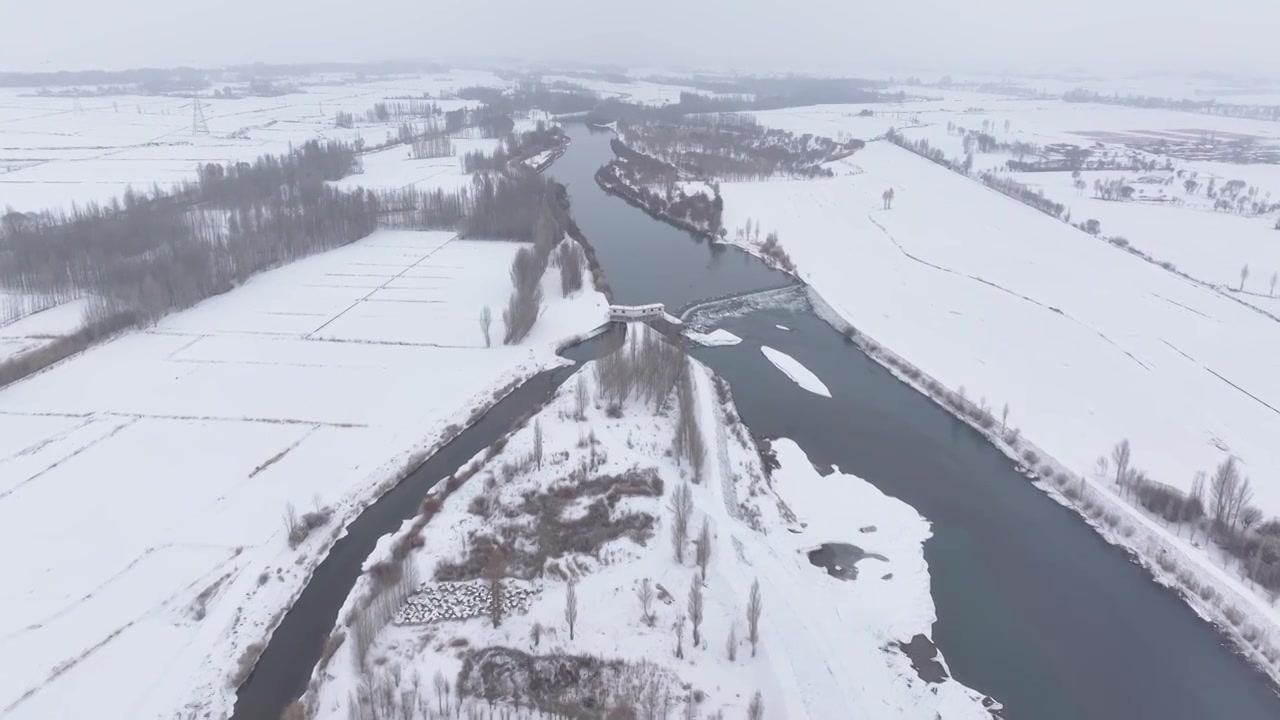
[234, 122, 1280, 720]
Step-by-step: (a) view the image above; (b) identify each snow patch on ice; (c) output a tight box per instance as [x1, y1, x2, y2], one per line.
[686, 328, 742, 347]
[760, 346, 831, 398]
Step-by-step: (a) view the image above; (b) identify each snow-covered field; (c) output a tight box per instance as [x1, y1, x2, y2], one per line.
[0, 71, 508, 213]
[0, 229, 607, 720]
[304, 333, 990, 719]
[0, 295, 90, 362]
[722, 140, 1280, 516]
[1011, 170, 1280, 291]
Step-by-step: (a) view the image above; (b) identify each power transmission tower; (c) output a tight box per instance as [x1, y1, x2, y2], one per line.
[191, 96, 209, 136]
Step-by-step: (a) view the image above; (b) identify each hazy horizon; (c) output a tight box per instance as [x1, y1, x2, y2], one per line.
[2, 0, 1278, 82]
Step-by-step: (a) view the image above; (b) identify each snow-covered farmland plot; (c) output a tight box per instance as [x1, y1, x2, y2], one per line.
[1011, 170, 1280, 291]
[720, 141, 1280, 521]
[0, 294, 91, 362]
[0, 229, 606, 720]
[0, 72, 506, 213]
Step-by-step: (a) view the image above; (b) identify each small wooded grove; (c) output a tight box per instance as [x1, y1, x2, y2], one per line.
[0, 135, 585, 386]
[624, 117, 864, 181]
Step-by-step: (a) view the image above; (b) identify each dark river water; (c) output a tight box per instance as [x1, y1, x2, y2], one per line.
[551, 124, 1280, 720]
[234, 123, 1280, 720]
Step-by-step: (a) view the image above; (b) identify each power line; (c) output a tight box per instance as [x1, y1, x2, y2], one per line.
[192, 96, 209, 136]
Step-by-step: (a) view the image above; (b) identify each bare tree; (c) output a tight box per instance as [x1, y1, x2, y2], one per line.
[565, 577, 578, 641]
[434, 671, 447, 716]
[670, 482, 694, 563]
[1000, 402, 1009, 433]
[637, 577, 655, 625]
[1271, 271, 1278, 297]
[747, 579, 762, 657]
[688, 578, 704, 648]
[1240, 264, 1251, 291]
[486, 547, 507, 628]
[1242, 506, 1264, 531]
[1210, 457, 1241, 531]
[726, 621, 738, 661]
[1231, 477, 1254, 531]
[1186, 470, 1207, 540]
[675, 614, 686, 659]
[532, 419, 543, 470]
[558, 241, 585, 296]
[696, 519, 712, 582]
[574, 374, 589, 421]
[529, 622, 543, 648]
[480, 305, 492, 348]
[1111, 440, 1131, 489]
[747, 692, 764, 720]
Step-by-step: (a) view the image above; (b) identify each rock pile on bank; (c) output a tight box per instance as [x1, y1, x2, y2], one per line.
[394, 581, 536, 624]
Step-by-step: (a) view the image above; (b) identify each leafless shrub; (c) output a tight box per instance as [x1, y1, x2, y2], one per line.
[438, 470, 662, 581]
[530, 621, 544, 648]
[1021, 448, 1040, 466]
[319, 630, 346, 670]
[747, 692, 764, 720]
[758, 232, 795, 272]
[726, 622, 738, 661]
[231, 642, 265, 687]
[1224, 605, 1245, 627]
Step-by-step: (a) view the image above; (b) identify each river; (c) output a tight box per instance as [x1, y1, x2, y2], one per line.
[235, 123, 1280, 720]
[551, 123, 1280, 719]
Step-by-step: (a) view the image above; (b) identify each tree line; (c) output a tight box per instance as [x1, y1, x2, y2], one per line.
[0, 136, 581, 385]
[1065, 89, 1280, 123]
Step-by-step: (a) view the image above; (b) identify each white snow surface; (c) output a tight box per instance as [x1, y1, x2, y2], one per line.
[306, 335, 990, 718]
[760, 346, 831, 398]
[685, 328, 742, 347]
[0, 229, 607, 720]
[0, 72, 508, 213]
[722, 140, 1280, 517]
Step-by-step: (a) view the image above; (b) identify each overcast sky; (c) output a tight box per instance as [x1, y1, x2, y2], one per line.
[2, 0, 1277, 78]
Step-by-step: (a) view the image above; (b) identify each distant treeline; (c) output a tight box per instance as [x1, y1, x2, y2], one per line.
[0, 60, 450, 90]
[1064, 89, 1280, 123]
[0, 67, 209, 93]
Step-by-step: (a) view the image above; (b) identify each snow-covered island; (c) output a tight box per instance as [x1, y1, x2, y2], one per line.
[297, 326, 994, 719]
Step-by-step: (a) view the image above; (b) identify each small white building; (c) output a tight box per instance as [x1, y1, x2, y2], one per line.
[608, 304, 666, 322]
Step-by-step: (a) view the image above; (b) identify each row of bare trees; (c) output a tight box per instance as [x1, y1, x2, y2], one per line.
[1102, 439, 1280, 596]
